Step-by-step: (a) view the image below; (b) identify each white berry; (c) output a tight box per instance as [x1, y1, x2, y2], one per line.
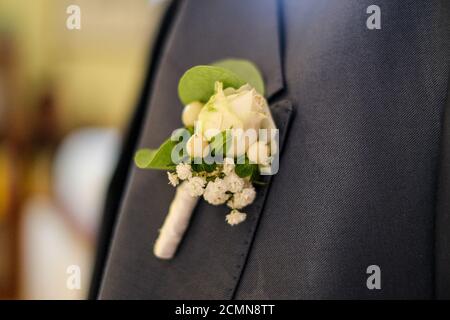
[247, 141, 270, 165]
[182, 101, 203, 127]
[186, 133, 210, 158]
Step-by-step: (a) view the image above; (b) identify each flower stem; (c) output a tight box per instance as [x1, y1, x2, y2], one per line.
[153, 182, 199, 259]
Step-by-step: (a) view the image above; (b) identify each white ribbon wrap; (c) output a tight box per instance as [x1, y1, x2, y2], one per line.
[153, 182, 199, 259]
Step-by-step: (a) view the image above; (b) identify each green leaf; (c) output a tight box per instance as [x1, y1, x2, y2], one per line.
[212, 59, 265, 96]
[134, 139, 177, 170]
[134, 149, 157, 168]
[235, 162, 259, 179]
[251, 167, 262, 182]
[235, 156, 261, 181]
[191, 160, 217, 173]
[178, 65, 246, 105]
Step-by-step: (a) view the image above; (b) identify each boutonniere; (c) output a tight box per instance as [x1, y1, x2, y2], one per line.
[134, 59, 278, 259]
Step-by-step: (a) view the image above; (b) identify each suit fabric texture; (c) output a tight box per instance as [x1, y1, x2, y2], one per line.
[91, 0, 450, 299]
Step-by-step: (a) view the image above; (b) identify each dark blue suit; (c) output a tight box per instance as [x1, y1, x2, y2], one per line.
[91, 0, 450, 299]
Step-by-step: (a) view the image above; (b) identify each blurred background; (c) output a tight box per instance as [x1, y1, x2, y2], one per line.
[0, 0, 168, 299]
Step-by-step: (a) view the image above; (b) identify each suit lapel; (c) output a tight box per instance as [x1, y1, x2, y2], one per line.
[99, 0, 285, 299]
[164, 0, 284, 100]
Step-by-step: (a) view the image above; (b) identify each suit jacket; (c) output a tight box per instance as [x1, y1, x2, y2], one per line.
[90, 0, 450, 299]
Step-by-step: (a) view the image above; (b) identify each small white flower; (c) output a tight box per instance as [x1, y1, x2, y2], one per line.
[167, 172, 179, 187]
[222, 157, 235, 176]
[186, 176, 206, 197]
[226, 209, 247, 226]
[203, 178, 230, 205]
[227, 186, 256, 209]
[176, 163, 192, 180]
[223, 172, 245, 193]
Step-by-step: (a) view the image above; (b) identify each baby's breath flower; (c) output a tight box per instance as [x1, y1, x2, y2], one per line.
[226, 209, 247, 226]
[222, 157, 235, 176]
[176, 163, 192, 180]
[167, 172, 179, 187]
[186, 176, 206, 197]
[227, 186, 256, 209]
[224, 172, 245, 193]
[203, 178, 230, 205]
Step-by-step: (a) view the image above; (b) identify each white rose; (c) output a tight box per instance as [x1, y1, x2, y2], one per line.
[197, 82, 271, 141]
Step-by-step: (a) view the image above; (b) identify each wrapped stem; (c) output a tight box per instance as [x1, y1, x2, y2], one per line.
[153, 182, 199, 259]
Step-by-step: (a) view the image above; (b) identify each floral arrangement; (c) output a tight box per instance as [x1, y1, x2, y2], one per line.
[134, 59, 278, 259]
